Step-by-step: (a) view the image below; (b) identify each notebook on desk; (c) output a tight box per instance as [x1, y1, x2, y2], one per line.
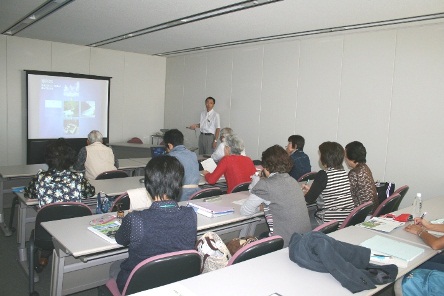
[360, 235, 424, 262]
[187, 201, 234, 218]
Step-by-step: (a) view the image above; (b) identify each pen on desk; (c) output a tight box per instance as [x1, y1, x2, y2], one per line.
[372, 254, 392, 258]
[420, 212, 427, 219]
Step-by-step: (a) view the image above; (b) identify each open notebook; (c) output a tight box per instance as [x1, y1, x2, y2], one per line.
[360, 235, 424, 263]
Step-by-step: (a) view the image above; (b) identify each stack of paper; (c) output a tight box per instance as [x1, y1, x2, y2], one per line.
[201, 158, 217, 173]
[357, 217, 405, 233]
[361, 235, 424, 263]
[188, 201, 234, 218]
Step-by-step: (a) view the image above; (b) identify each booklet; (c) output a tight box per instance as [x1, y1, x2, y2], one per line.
[87, 220, 121, 244]
[357, 217, 404, 233]
[188, 201, 234, 218]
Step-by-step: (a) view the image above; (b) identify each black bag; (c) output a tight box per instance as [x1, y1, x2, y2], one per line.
[375, 182, 395, 205]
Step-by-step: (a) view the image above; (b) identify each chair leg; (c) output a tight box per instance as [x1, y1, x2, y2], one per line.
[8, 195, 19, 232]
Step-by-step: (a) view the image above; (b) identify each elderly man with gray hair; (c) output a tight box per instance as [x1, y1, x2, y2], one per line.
[203, 134, 256, 193]
[73, 130, 119, 180]
[211, 127, 246, 162]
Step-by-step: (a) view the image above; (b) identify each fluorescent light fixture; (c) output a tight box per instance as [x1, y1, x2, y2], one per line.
[88, 0, 281, 47]
[155, 12, 444, 56]
[2, 0, 75, 35]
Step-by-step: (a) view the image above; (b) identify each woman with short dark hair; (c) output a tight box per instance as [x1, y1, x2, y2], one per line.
[302, 141, 354, 226]
[25, 138, 95, 207]
[241, 145, 311, 247]
[345, 141, 378, 212]
[112, 155, 197, 293]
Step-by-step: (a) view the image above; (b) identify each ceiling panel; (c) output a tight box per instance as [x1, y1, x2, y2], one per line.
[1, 0, 444, 55]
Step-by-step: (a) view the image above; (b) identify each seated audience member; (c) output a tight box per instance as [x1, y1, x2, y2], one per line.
[400, 219, 444, 295]
[345, 141, 379, 212]
[211, 127, 246, 162]
[25, 138, 95, 208]
[241, 145, 311, 247]
[286, 135, 311, 180]
[73, 130, 119, 180]
[110, 155, 197, 293]
[302, 141, 354, 226]
[203, 134, 256, 193]
[164, 129, 200, 201]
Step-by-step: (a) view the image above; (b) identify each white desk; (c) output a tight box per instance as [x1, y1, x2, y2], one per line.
[132, 226, 438, 296]
[0, 163, 48, 236]
[117, 159, 146, 177]
[15, 176, 146, 264]
[41, 191, 263, 296]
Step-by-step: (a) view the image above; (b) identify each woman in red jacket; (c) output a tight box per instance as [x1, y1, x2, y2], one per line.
[203, 134, 256, 193]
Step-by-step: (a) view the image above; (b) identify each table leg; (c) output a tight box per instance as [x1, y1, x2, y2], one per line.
[17, 200, 30, 262]
[51, 248, 66, 296]
[0, 178, 12, 237]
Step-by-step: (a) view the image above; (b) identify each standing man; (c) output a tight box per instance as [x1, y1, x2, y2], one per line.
[286, 135, 311, 181]
[189, 97, 220, 155]
[73, 130, 119, 180]
[164, 129, 201, 201]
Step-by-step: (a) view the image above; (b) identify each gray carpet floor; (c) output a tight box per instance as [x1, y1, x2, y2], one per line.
[0, 207, 100, 296]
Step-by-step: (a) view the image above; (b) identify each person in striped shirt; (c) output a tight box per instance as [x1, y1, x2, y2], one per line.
[302, 141, 355, 226]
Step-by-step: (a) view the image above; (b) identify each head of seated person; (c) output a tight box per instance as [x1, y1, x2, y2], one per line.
[224, 134, 244, 156]
[144, 155, 184, 201]
[163, 129, 184, 151]
[261, 145, 293, 176]
[344, 141, 366, 168]
[319, 141, 345, 170]
[46, 138, 76, 171]
[87, 130, 104, 145]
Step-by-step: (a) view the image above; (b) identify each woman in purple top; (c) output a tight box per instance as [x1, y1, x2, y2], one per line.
[111, 155, 197, 293]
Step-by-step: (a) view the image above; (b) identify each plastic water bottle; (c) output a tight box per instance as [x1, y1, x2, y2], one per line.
[413, 193, 422, 218]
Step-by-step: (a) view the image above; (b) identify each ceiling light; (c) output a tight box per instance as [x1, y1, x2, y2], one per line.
[88, 0, 282, 47]
[2, 0, 75, 35]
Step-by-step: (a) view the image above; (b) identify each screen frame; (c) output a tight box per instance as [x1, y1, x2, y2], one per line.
[25, 70, 111, 164]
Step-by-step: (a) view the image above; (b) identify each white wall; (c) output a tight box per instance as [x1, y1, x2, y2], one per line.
[164, 22, 444, 208]
[0, 35, 166, 166]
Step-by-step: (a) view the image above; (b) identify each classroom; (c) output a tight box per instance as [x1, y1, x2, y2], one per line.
[1, 1, 444, 295]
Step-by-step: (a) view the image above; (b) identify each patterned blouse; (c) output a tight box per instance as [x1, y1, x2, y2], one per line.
[348, 163, 379, 212]
[24, 169, 95, 207]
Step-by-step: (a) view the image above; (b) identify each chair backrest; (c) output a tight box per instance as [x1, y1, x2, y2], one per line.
[127, 137, 143, 144]
[339, 201, 373, 229]
[313, 220, 339, 234]
[188, 187, 223, 200]
[372, 193, 402, 218]
[35, 202, 92, 248]
[231, 181, 251, 193]
[297, 171, 318, 182]
[393, 185, 409, 211]
[111, 192, 130, 212]
[227, 235, 284, 266]
[95, 170, 128, 180]
[123, 250, 201, 296]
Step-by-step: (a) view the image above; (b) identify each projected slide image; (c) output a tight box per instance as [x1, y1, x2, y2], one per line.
[64, 101, 79, 118]
[81, 101, 96, 117]
[64, 119, 79, 135]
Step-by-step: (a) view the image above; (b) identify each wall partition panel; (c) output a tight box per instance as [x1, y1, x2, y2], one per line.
[182, 54, 208, 149]
[230, 46, 264, 158]
[258, 40, 300, 155]
[90, 48, 125, 142]
[123, 53, 166, 144]
[6, 37, 51, 165]
[295, 37, 344, 168]
[387, 24, 444, 207]
[165, 56, 185, 134]
[338, 30, 397, 181]
[206, 49, 234, 130]
[52, 43, 91, 74]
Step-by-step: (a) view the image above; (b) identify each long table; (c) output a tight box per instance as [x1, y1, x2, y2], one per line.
[123, 197, 444, 296]
[41, 191, 264, 296]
